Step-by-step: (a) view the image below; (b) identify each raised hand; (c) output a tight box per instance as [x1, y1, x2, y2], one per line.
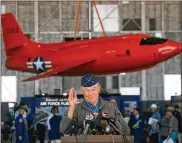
[68, 87, 77, 108]
[67, 87, 77, 119]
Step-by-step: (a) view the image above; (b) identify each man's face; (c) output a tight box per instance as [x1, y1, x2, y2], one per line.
[133, 109, 138, 116]
[151, 107, 156, 112]
[167, 111, 172, 117]
[19, 108, 25, 115]
[81, 83, 101, 105]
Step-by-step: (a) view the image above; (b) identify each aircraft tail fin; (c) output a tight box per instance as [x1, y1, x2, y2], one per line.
[1, 13, 31, 56]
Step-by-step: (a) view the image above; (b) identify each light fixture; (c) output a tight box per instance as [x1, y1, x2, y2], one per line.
[120, 73, 126, 75]
[122, 0, 129, 4]
[63, 93, 68, 96]
[8, 103, 15, 108]
[42, 93, 48, 96]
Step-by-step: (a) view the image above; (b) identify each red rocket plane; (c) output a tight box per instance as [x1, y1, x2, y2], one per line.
[1, 13, 182, 81]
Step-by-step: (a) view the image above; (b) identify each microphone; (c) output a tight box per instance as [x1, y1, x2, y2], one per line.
[107, 118, 124, 135]
[83, 113, 94, 135]
[75, 122, 84, 135]
[64, 120, 76, 135]
[101, 113, 124, 135]
[83, 120, 93, 135]
[94, 112, 102, 128]
[105, 125, 111, 135]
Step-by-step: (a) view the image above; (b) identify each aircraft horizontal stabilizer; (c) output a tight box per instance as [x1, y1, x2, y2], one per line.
[23, 58, 96, 82]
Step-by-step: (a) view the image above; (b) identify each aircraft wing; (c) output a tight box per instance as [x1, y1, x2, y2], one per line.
[23, 58, 95, 81]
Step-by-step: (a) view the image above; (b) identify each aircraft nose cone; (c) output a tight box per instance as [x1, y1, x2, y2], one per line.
[159, 40, 181, 54]
[172, 41, 182, 52]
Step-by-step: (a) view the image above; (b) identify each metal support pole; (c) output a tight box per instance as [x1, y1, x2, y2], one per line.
[89, 0, 92, 39]
[141, 1, 147, 101]
[59, 1, 63, 95]
[118, 1, 122, 93]
[106, 76, 113, 93]
[59, 1, 63, 42]
[34, 1, 40, 95]
[161, 1, 165, 100]
[15, 1, 19, 101]
[92, 1, 107, 37]
[0, 0, 2, 132]
[74, 1, 81, 40]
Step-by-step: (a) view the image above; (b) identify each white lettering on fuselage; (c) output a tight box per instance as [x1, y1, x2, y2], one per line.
[158, 46, 176, 54]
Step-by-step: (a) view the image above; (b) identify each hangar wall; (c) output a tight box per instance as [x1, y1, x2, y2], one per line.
[1, 1, 181, 101]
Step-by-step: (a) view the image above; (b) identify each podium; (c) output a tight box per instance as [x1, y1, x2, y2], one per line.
[61, 135, 134, 143]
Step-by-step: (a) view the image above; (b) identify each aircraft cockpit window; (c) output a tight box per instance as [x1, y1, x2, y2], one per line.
[140, 37, 168, 45]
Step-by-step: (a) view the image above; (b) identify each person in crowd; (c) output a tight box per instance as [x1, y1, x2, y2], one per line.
[160, 111, 169, 142]
[157, 106, 163, 118]
[60, 73, 130, 135]
[49, 107, 62, 143]
[173, 105, 182, 133]
[15, 104, 29, 143]
[123, 110, 130, 124]
[15, 106, 27, 143]
[1, 121, 11, 143]
[10, 120, 16, 132]
[21, 104, 29, 143]
[143, 108, 152, 126]
[167, 106, 178, 143]
[128, 108, 144, 143]
[110, 99, 117, 106]
[149, 104, 161, 143]
[47, 107, 54, 143]
[36, 121, 46, 143]
[11, 120, 16, 143]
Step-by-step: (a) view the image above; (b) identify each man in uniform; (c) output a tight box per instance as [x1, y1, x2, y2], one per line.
[15, 106, 27, 143]
[60, 73, 130, 135]
[128, 108, 144, 143]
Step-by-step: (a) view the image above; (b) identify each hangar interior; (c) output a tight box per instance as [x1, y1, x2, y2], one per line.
[1, 0, 181, 103]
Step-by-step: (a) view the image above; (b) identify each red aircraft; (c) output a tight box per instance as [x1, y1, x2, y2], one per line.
[1, 13, 182, 81]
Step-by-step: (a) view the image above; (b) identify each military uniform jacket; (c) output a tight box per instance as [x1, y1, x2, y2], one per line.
[15, 114, 26, 143]
[60, 97, 130, 135]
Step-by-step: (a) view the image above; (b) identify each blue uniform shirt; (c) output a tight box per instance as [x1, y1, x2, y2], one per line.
[128, 114, 144, 143]
[15, 114, 26, 143]
[49, 115, 62, 140]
